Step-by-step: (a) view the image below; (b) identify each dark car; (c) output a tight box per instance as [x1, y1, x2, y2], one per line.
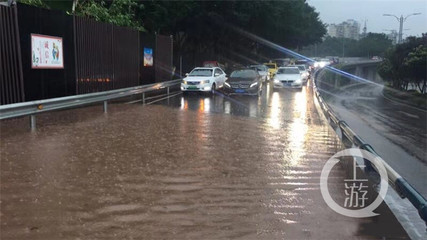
[223, 69, 263, 96]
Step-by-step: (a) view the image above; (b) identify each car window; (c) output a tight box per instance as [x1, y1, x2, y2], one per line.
[296, 65, 306, 71]
[277, 68, 300, 74]
[230, 70, 257, 78]
[189, 69, 213, 76]
[214, 69, 223, 75]
[250, 65, 265, 72]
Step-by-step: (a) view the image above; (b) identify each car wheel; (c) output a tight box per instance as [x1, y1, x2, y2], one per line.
[211, 83, 216, 95]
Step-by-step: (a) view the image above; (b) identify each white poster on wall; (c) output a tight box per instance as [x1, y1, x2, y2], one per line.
[31, 34, 64, 69]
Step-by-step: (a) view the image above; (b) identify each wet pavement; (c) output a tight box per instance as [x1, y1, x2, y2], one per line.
[1, 81, 409, 239]
[323, 83, 427, 197]
[320, 80, 427, 238]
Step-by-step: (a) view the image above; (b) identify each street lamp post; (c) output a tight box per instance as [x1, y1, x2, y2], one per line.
[383, 13, 421, 44]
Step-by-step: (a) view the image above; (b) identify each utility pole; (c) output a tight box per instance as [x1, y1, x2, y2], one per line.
[383, 13, 421, 44]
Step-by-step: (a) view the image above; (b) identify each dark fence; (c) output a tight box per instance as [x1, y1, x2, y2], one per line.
[75, 17, 113, 94]
[17, 3, 76, 101]
[112, 25, 140, 90]
[74, 17, 142, 94]
[0, 3, 173, 104]
[155, 34, 173, 82]
[0, 4, 25, 105]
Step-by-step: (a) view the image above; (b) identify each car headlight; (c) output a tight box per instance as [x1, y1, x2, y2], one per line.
[295, 78, 302, 83]
[182, 80, 187, 84]
[274, 78, 280, 83]
[224, 82, 231, 88]
[250, 82, 258, 88]
[200, 80, 210, 84]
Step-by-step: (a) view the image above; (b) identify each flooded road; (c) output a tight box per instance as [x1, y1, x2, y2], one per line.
[1, 82, 408, 239]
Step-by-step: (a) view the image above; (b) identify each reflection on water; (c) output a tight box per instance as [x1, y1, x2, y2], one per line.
[248, 99, 258, 118]
[224, 101, 231, 114]
[268, 92, 282, 129]
[287, 89, 308, 166]
[203, 98, 210, 113]
[180, 97, 188, 110]
[0, 82, 408, 239]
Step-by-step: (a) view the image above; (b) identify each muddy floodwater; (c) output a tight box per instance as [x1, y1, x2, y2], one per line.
[1, 83, 408, 239]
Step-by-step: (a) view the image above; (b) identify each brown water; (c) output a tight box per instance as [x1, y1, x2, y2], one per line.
[0, 83, 408, 239]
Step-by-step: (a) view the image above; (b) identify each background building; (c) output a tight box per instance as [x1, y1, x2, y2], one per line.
[327, 19, 361, 40]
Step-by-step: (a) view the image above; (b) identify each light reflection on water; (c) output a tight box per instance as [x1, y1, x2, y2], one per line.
[267, 92, 282, 129]
[0, 84, 399, 239]
[287, 89, 308, 166]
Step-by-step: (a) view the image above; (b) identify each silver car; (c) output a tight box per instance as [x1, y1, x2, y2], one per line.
[249, 65, 269, 82]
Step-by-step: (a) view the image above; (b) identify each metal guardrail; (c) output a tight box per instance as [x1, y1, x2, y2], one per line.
[0, 79, 182, 129]
[313, 69, 427, 226]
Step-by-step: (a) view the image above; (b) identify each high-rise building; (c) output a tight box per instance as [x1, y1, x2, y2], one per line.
[327, 19, 361, 40]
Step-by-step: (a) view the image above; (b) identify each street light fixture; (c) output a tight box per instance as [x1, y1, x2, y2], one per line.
[383, 13, 421, 44]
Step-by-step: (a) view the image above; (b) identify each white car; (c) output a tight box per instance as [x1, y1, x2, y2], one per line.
[181, 67, 227, 94]
[294, 64, 309, 83]
[249, 65, 269, 82]
[273, 67, 303, 89]
[314, 58, 331, 68]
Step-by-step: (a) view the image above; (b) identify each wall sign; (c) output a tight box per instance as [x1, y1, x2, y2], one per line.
[31, 34, 64, 69]
[143, 47, 153, 67]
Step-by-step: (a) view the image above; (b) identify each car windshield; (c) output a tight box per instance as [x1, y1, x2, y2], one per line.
[296, 65, 306, 71]
[189, 69, 213, 76]
[230, 70, 257, 78]
[277, 68, 300, 74]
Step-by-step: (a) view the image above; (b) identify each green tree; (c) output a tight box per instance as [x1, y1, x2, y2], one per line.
[75, 0, 144, 30]
[300, 33, 392, 58]
[18, 0, 327, 69]
[356, 33, 392, 58]
[378, 34, 427, 91]
[19, 0, 144, 30]
[402, 45, 427, 93]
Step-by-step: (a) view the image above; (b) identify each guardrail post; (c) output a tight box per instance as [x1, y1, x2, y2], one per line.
[103, 101, 108, 113]
[30, 115, 36, 131]
[142, 92, 145, 104]
[167, 87, 170, 95]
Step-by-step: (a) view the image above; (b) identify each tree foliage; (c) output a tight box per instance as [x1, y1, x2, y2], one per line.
[18, 0, 327, 70]
[76, 0, 144, 31]
[136, 1, 326, 69]
[300, 33, 392, 58]
[378, 34, 427, 93]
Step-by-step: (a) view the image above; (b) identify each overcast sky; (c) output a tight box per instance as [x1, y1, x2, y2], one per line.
[307, 0, 427, 37]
